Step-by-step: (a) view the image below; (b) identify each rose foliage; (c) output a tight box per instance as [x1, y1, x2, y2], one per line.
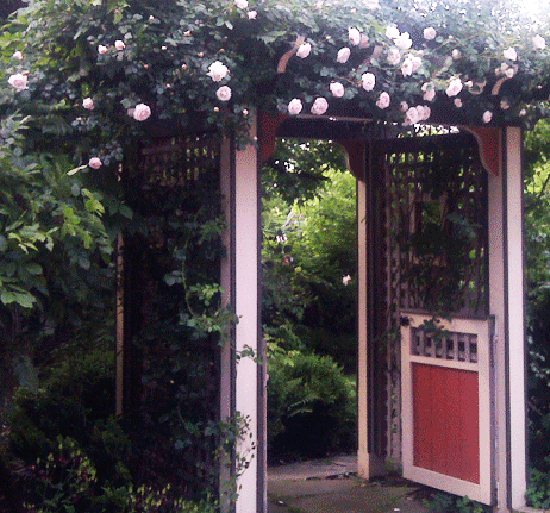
[1, 0, 550, 173]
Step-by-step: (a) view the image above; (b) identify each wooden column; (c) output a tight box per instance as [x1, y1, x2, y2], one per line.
[356, 142, 386, 479]
[504, 127, 527, 510]
[220, 114, 265, 513]
[488, 127, 526, 511]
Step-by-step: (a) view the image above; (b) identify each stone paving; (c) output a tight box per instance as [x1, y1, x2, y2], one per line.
[268, 456, 432, 513]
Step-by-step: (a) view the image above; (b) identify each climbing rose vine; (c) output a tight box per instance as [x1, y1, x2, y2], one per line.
[2, 0, 550, 169]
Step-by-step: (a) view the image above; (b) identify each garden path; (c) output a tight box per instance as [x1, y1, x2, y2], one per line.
[268, 455, 431, 513]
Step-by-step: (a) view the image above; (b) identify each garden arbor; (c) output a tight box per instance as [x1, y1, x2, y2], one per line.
[2, 0, 548, 512]
[222, 112, 526, 513]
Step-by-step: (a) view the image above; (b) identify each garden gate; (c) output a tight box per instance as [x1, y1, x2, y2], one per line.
[368, 132, 494, 504]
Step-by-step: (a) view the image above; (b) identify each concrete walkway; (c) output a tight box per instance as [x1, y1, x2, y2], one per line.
[268, 456, 431, 513]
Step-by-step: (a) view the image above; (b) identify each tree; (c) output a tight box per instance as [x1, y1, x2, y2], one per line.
[262, 139, 357, 370]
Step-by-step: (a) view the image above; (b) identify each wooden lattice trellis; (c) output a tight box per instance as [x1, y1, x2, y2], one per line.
[118, 132, 222, 497]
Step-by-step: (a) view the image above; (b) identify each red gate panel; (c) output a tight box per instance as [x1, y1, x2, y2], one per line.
[412, 364, 479, 484]
[401, 314, 493, 505]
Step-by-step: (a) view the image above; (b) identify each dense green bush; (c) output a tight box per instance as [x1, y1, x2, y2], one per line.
[262, 146, 357, 371]
[526, 468, 550, 509]
[267, 346, 356, 461]
[2, 340, 226, 512]
[7, 348, 132, 490]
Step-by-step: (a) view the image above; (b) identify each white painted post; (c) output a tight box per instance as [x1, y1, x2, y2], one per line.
[488, 127, 527, 512]
[504, 127, 527, 511]
[487, 131, 508, 513]
[357, 175, 370, 478]
[235, 117, 261, 513]
[220, 116, 263, 513]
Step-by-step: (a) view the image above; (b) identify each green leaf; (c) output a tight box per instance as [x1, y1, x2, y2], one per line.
[0, 291, 16, 304]
[68, 164, 87, 176]
[118, 205, 133, 219]
[25, 263, 43, 275]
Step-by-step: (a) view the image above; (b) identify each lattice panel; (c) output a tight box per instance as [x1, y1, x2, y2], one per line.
[129, 133, 220, 213]
[411, 327, 478, 363]
[380, 133, 488, 318]
[121, 132, 221, 498]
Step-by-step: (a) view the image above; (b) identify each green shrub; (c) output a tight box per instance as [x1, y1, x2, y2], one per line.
[423, 492, 489, 513]
[17, 434, 218, 513]
[267, 346, 356, 461]
[9, 348, 116, 462]
[526, 468, 550, 509]
[7, 347, 133, 495]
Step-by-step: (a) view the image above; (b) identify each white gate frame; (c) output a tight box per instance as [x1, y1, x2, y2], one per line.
[401, 314, 493, 505]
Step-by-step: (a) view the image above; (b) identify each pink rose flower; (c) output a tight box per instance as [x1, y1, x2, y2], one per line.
[401, 57, 414, 76]
[417, 105, 431, 121]
[311, 97, 328, 115]
[423, 89, 435, 102]
[12, 50, 23, 60]
[330, 82, 345, 98]
[503, 47, 517, 61]
[454, 99, 463, 108]
[208, 61, 229, 82]
[114, 39, 125, 51]
[288, 99, 302, 115]
[216, 86, 232, 101]
[349, 28, 361, 46]
[376, 92, 390, 109]
[248, 10, 257, 19]
[8, 73, 28, 90]
[400, 101, 409, 112]
[483, 111, 493, 124]
[362, 72, 376, 91]
[235, 0, 248, 8]
[405, 107, 420, 125]
[445, 77, 463, 97]
[533, 35, 546, 50]
[98, 45, 108, 55]
[337, 47, 351, 64]
[394, 32, 412, 51]
[363, 0, 379, 9]
[297, 43, 312, 59]
[358, 35, 370, 49]
[132, 103, 151, 121]
[452, 49, 461, 59]
[89, 157, 102, 169]
[386, 25, 400, 40]
[424, 27, 437, 40]
[82, 98, 94, 110]
[387, 48, 401, 65]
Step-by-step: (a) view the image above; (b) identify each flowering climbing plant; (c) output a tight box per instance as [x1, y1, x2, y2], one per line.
[1, 0, 550, 168]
